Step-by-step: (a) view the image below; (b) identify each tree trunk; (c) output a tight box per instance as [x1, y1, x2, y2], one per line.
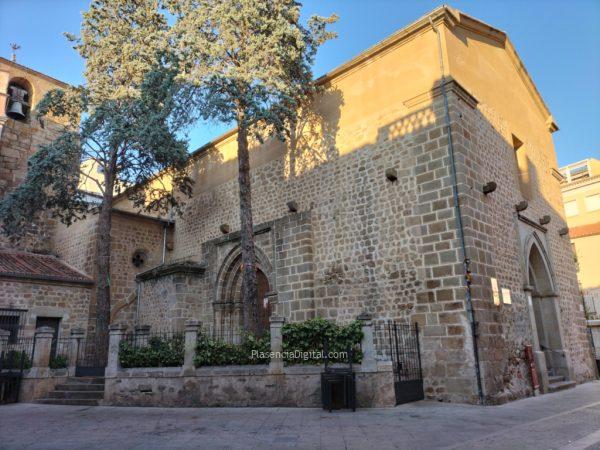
[94, 194, 113, 362]
[237, 113, 258, 334]
[94, 152, 117, 364]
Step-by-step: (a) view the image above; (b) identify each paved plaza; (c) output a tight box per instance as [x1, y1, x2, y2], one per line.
[1, 382, 599, 449]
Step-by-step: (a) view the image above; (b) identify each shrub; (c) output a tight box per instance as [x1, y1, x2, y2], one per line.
[119, 335, 184, 368]
[194, 332, 270, 367]
[1, 350, 32, 370]
[282, 318, 362, 365]
[49, 354, 68, 369]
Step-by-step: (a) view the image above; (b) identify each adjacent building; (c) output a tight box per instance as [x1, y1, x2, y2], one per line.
[560, 158, 600, 360]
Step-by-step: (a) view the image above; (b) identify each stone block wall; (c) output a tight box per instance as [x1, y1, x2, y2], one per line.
[0, 278, 91, 336]
[137, 265, 205, 331]
[449, 88, 596, 401]
[0, 118, 63, 253]
[52, 211, 168, 334]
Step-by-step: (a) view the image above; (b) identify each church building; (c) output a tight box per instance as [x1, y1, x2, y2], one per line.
[1, 6, 596, 404]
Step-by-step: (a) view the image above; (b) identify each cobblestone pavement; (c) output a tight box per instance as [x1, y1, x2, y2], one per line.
[1, 382, 599, 450]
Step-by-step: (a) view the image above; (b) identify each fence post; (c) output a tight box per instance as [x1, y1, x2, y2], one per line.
[134, 324, 150, 347]
[68, 328, 85, 376]
[0, 329, 10, 353]
[106, 323, 127, 376]
[183, 319, 200, 375]
[269, 316, 285, 374]
[32, 326, 54, 369]
[357, 312, 377, 371]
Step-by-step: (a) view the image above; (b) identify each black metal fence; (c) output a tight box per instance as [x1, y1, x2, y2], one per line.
[0, 308, 28, 342]
[119, 330, 184, 368]
[50, 337, 71, 369]
[121, 330, 185, 348]
[2, 337, 35, 366]
[199, 324, 246, 345]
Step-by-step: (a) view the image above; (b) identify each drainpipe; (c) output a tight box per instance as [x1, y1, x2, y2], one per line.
[429, 16, 485, 404]
[161, 222, 168, 265]
[134, 280, 141, 326]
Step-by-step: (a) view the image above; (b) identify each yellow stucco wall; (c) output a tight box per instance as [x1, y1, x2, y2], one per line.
[572, 234, 600, 291]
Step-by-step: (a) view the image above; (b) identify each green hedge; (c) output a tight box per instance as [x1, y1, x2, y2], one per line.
[2, 351, 32, 370]
[282, 318, 362, 365]
[119, 335, 184, 368]
[194, 332, 270, 367]
[49, 354, 68, 369]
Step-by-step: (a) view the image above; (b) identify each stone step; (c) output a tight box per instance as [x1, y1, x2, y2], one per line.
[548, 380, 576, 393]
[548, 375, 565, 384]
[47, 390, 104, 400]
[54, 383, 105, 392]
[37, 398, 101, 407]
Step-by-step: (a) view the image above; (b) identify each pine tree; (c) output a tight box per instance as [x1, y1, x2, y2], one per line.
[0, 0, 194, 360]
[166, 0, 337, 332]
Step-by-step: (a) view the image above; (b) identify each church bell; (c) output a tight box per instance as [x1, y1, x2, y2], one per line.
[7, 99, 26, 119]
[6, 85, 28, 120]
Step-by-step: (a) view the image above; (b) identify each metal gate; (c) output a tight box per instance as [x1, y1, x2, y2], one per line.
[75, 334, 107, 377]
[0, 350, 29, 404]
[387, 321, 424, 405]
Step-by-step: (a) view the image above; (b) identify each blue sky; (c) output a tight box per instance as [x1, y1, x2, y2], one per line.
[1, 0, 598, 166]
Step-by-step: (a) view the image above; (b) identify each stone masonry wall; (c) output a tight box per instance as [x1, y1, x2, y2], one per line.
[0, 278, 91, 336]
[165, 89, 481, 402]
[0, 118, 63, 253]
[450, 90, 596, 402]
[52, 211, 167, 334]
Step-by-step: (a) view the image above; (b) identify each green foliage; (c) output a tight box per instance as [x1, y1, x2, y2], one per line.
[49, 354, 69, 370]
[119, 335, 184, 368]
[66, 0, 170, 101]
[194, 332, 270, 367]
[282, 318, 362, 365]
[166, 0, 338, 138]
[2, 351, 32, 370]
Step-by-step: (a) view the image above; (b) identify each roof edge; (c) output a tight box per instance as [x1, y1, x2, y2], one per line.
[0, 57, 71, 89]
[189, 5, 556, 160]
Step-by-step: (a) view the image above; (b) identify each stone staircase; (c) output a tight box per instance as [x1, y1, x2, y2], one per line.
[37, 377, 105, 406]
[547, 373, 576, 393]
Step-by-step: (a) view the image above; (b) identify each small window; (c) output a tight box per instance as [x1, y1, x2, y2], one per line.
[565, 200, 578, 217]
[585, 194, 600, 212]
[131, 250, 148, 268]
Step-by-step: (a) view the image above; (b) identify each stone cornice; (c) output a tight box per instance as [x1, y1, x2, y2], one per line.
[135, 261, 206, 282]
[188, 6, 556, 163]
[403, 77, 478, 110]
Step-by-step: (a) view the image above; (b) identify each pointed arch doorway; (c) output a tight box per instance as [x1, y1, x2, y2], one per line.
[214, 245, 273, 339]
[525, 239, 572, 388]
[240, 269, 271, 337]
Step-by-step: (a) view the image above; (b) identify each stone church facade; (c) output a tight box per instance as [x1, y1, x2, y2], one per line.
[1, 6, 596, 404]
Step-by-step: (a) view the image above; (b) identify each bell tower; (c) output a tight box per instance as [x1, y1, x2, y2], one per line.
[0, 56, 69, 251]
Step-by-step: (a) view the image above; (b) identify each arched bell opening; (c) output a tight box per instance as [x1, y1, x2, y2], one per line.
[6, 78, 33, 122]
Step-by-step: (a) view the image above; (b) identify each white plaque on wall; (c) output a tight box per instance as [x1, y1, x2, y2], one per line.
[502, 288, 512, 305]
[491, 277, 500, 305]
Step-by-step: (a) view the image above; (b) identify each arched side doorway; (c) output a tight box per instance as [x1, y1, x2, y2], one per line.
[214, 246, 273, 339]
[524, 236, 571, 385]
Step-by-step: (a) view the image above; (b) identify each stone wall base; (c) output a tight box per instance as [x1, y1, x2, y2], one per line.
[105, 364, 395, 408]
[19, 369, 69, 402]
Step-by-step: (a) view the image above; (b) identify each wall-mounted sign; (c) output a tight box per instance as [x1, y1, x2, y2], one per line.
[502, 288, 512, 305]
[491, 277, 500, 305]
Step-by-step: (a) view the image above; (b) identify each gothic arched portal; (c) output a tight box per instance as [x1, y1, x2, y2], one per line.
[214, 245, 272, 339]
